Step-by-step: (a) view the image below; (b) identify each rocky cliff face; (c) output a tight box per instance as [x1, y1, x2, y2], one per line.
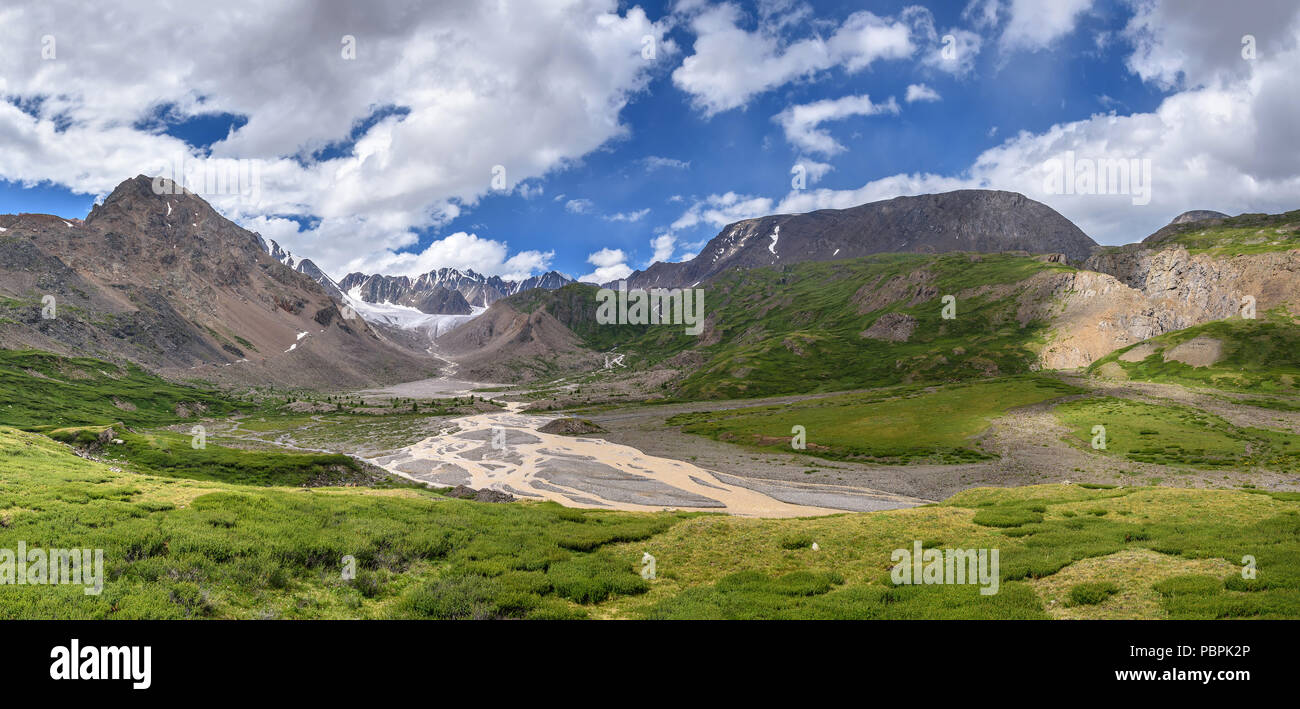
[335, 273, 473, 315]
[1030, 243, 1300, 369]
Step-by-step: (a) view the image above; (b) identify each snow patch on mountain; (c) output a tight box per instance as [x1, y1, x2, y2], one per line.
[343, 287, 485, 337]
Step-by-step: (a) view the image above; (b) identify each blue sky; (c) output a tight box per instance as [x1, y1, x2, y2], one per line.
[1, 0, 1297, 282]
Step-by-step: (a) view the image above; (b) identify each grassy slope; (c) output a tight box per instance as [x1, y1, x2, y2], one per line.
[1087, 314, 1300, 392]
[46, 426, 408, 487]
[4, 424, 1298, 619]
[1145, 210, 1300, 256]
[0, 349, 234, 430]
[0, 350, 434, 489]
[515, 253, 1071, 399]
[666, 375, 1082, 464]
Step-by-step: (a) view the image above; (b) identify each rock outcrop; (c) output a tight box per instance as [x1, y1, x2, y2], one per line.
[1030, 244, 1300, 368]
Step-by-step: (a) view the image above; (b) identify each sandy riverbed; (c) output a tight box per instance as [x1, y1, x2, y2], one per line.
[371, 401, 926, 517]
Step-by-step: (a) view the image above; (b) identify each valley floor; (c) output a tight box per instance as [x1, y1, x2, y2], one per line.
[5, 357, 1300, 619]
[569, 373, 1300, 501]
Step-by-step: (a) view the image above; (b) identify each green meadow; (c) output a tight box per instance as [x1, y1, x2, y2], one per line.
[1056, 396, 1300, 470]
[666, 376, 1082, 463]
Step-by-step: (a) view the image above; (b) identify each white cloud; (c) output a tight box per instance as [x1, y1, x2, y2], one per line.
[672, 3, 915, 116]
[1123, 0, 1300, 90]
[604, 208, 651, 223]
[579, 247, 633, 283]
[794, 157, 834, 184]
[587, 248, 628, 268]
[565, 198, 596, 215]
[345, 231, 553, 282]
[905, 83, 942, 103]
[649, 233, 676, 264]
[1000, 0, 1094, 52]
[922, 28, 983, 76]
[908, 7, 983, 76]
[688, 5, 1300, 248]
[962, 0, 1002, 30]
[515, 181, 544, 199]
[641, 156, 691, 171]
[0, 0, 670, 278]
[669, 191, 776, 233]
[774, 94, 899, 156]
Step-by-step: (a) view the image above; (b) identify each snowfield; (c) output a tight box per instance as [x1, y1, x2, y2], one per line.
[344, 288, 485, 337]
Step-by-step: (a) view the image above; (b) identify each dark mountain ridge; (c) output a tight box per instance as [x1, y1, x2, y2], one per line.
[626, 190, 1098, 290]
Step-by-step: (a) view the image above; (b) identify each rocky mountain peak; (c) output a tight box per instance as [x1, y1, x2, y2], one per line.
[86, 175, 216, 228]
[1169, 210, 1229, 225]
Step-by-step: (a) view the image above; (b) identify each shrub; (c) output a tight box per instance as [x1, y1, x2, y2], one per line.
[779, 534, 813, 550]
[547, 552, 649, 604]
[395, 575, 501, 619]
[973, 507, 1043, 527]
[1068, 582, 1119, 606]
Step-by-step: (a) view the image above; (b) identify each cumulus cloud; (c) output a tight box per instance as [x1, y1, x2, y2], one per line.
[672, 3, 915, 116]
[648, 233, 676, 264]
[669, 191, 776, 233]
[669, 4, 1300, 249]
[905, 83, 942, 103]
[565, 198, 596, 215]
[922, 29, 982, 76]
[999, 0, 1095, 52]
[1123, 0, 1300, 90]
[793, 157, 834, 185]
[266, 225, 553, 282]
[0, 0, 670, 278]
[908, 7, 983, 76]
[579, 247, 633, 283]
[774, 94, 900, 156]
[782, 48, 1300, 243]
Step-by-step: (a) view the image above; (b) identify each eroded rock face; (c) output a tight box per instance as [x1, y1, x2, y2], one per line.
[1033, 246, 1300, 369]
[860, 312, 917, 342]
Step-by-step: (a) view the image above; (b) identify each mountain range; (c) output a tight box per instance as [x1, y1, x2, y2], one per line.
[437, 205, 1300, 397]
[0, 176, 434, 388]
[4, 174, 1296, 395]
[336, 269, 575, 313]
